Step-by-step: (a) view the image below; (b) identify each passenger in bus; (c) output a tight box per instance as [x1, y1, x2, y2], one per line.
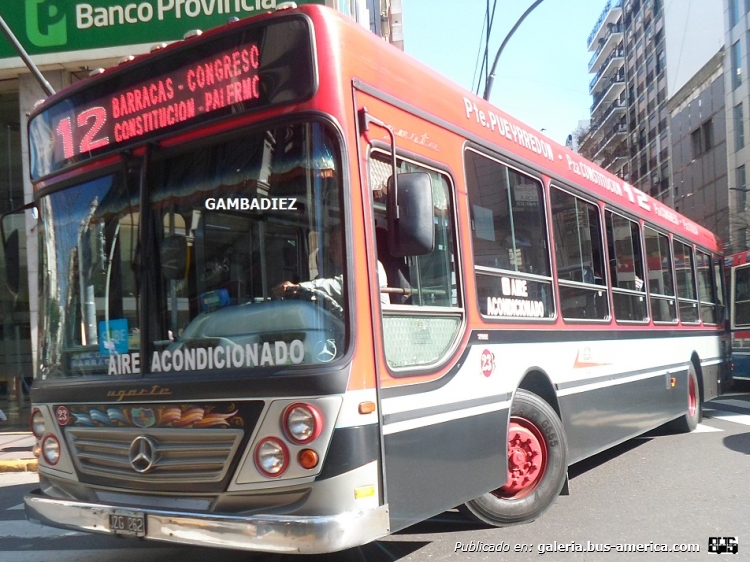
[583, 267, 595, 285]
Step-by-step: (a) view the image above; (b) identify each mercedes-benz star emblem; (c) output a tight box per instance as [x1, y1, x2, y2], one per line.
[129, 435, 157, 473]
[314, 338, 337, 363]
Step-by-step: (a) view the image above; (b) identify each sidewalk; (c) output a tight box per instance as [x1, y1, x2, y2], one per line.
[0, 431, 37, 472]
[0, 401, 37, 472]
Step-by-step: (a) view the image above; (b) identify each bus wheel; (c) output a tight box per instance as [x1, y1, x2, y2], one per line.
[666, 364, 701, 433]
[460, 389, 567, 526]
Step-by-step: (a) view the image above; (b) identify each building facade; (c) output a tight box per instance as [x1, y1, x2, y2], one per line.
[724, 0, 750, 252]
[668, 54, 728, 248]
[665, 1, 726, 249]
[581, 0, 670, 201]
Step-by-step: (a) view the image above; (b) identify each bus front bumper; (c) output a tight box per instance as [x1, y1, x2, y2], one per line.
[24, 489, 390, 554]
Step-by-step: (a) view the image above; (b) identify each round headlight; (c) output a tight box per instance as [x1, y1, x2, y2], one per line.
[254, 437, 289, 477]
[42, 435, 60, 465]
[31, 409, 45, 439]
[283, 403, 322, 444]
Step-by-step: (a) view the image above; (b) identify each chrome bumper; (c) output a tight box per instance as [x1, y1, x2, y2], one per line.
[25, 489, 390, 554]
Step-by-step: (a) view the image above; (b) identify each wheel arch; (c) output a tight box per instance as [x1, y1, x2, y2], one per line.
[517, 368, 562, 419]
[516, 368, 569, 496]
[690, 351, 705, 404]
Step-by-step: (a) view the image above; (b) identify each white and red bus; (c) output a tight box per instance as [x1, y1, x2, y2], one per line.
[18, 4, 726, 553]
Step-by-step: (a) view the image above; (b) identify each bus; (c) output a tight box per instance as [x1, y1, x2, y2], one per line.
[17, 3, 726, 553]
[727, 251, 750, 384]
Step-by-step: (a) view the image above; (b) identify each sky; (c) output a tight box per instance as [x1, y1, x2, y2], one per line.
[401, 0, 610, 147]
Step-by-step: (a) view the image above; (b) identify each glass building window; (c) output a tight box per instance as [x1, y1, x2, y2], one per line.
[732, 41, 742, 90]
[704, 121, 713, 150]
[691, 128, 703, 158]
[737, 166, 747, 211]
[731, 0, 741, 27]
[736, 103, 745, 150]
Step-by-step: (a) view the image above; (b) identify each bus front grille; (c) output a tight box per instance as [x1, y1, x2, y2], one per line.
[65, 427, 244, 489]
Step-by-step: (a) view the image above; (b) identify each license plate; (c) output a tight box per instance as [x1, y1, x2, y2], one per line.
[108, 510, 146, 537]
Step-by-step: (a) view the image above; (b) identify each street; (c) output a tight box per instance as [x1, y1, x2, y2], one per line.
[0, 394, 748, 562]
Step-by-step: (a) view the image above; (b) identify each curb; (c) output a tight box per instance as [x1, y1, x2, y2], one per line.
[0, 459, 38, 472]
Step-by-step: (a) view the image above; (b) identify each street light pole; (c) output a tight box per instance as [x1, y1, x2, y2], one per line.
[483, 0, 546, 101]
[0, 14, 55, 97]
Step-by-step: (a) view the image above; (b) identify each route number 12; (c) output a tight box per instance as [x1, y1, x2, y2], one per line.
[55, 107, 110, 159]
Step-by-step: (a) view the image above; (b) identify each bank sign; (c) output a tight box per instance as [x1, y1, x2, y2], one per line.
[0, 0, 325, 61]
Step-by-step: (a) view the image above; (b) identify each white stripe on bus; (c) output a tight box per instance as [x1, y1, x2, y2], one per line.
[383, 400, 509, 435]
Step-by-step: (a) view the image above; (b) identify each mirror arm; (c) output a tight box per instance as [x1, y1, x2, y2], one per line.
[358, 107, 399, 218]
[0, 201, 37, 248]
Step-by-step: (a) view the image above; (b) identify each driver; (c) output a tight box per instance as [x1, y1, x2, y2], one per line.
[273, 228, 344, 305]
[272, 228, 388, 306]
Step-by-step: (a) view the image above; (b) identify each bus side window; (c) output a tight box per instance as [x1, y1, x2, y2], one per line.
[375, 226, 411, 304]
[368, 150, 462, 370]
[550, 186, 608, 321]
[464, 149, 554, 320]
[605, 212, 648, 322]
[644, 226, 677, 323]
[713, 256, 726, 322]
[734, 266, 750, 326]
[696, 250, 719, 325]
[673, 240, 699, 324]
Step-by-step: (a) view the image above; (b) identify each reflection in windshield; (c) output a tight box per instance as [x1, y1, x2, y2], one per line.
[39, 172, 140, 379]
[39, 121, 345, 378]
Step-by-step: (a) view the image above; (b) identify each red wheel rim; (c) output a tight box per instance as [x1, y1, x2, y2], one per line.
[688, 375, 697, 418]
[494, 417, 548, 499]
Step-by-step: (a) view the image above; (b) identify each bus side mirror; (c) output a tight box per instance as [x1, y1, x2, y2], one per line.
[161, 235, 188, 280]
[4, 229, 19, 296]
[1, 201, 37, 297]
[387, 172, 435, 257]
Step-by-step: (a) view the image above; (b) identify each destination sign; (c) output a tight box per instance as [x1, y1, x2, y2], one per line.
[29, 16, 315, 179]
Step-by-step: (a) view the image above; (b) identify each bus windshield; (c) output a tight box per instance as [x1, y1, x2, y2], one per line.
[39, 121, 346, 378]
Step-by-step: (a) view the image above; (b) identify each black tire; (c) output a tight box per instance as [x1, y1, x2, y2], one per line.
[666, 364, 701, 433]
[460, 389, 567, 526]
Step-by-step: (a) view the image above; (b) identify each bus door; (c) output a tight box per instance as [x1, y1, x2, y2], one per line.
[357, 103, 501, 532]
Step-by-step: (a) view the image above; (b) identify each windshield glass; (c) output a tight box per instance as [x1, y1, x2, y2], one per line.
[39, 121, 346, 379]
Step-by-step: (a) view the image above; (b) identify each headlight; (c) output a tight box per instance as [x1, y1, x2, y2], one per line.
[254, 437, 289, 477]
[31, 409, 45, 439]
[42, 435, 61, 465]
[283, 403, 322, 444]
